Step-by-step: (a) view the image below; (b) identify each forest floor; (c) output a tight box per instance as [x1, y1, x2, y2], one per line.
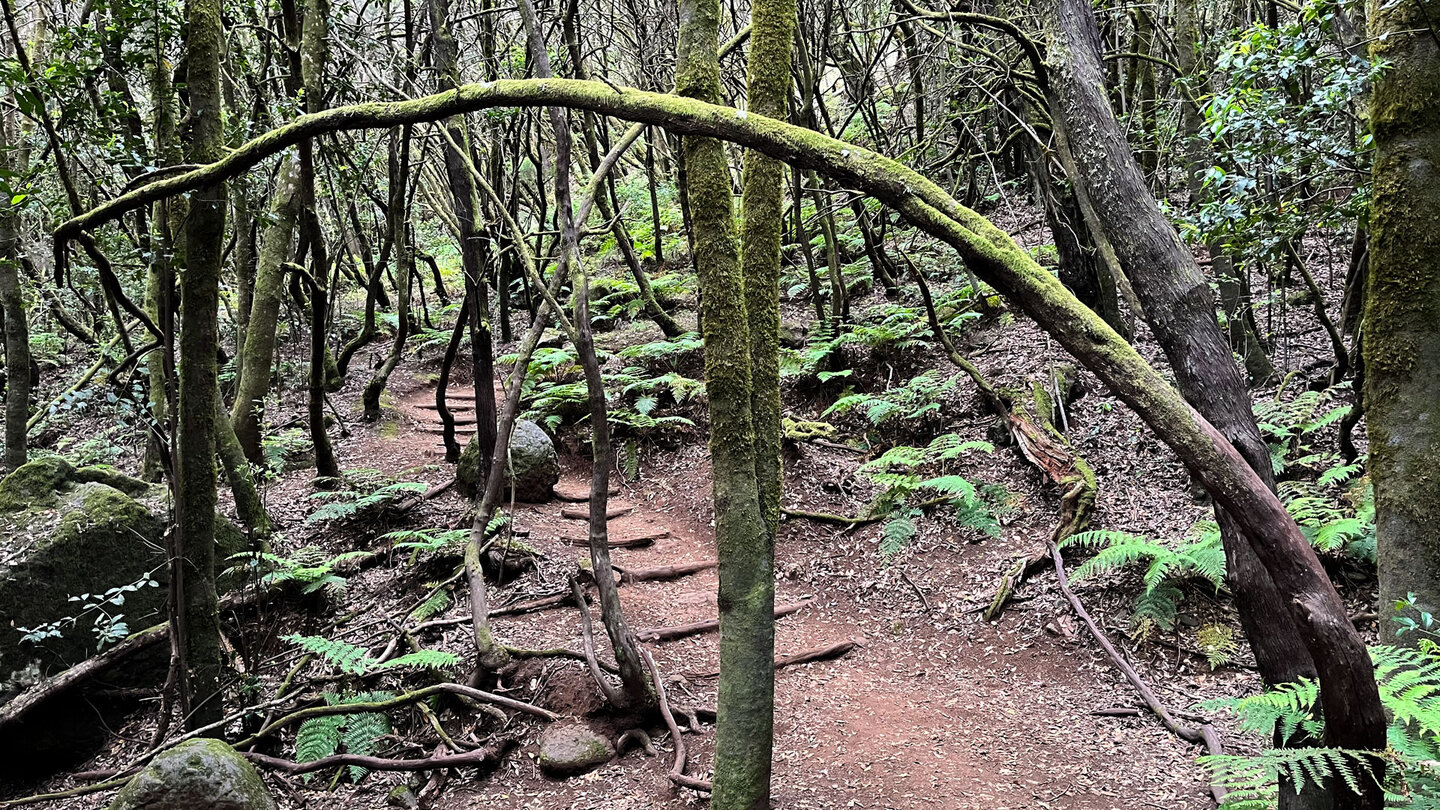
[8, 211, 1376, 810]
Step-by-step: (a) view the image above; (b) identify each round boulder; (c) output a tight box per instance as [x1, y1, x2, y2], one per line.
[456, 419, 560, 502]
[537, 722, 615, 777]
[107, 739, 275, 810]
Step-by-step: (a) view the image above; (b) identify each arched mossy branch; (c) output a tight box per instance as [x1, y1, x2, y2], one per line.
[52, 79, 1384, 751]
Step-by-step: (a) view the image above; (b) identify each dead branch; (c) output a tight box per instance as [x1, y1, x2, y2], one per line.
[245, 735, 516, 775]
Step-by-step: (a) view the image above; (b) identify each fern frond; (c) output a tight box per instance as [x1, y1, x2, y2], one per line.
[376, 650, 459, 671]
[284, 634, 376, 674]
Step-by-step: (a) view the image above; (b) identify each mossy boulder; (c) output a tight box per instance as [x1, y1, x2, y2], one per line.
[456, 419, 560, 502]
[0, 455, 76, 512]
[537, 722, 615, 776]
[107, 739, 275, 810]
[0, 460, 248, 698]
[0, 481, 167, 692]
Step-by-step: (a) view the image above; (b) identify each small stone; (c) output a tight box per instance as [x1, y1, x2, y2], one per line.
[107, 739, 275, 810]
[537, 722, 615, 776]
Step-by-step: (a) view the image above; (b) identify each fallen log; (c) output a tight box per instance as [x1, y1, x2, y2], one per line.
[637, 600, 808, 642]
[0, 590, 264, 735]
[684, 639, 857, 679]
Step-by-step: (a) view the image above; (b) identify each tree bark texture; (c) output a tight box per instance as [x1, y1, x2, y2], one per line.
[1366, 0, 1440, 639]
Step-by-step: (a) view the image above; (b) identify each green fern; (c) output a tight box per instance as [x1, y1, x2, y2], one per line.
[306, 471, 428, 525]
[408, 587, 451, 621]
[1202, 643, 1440, 807]
[224, 548, 372, 596]
[374, 650, 459, 671]
[1061, 526, 1226, 635]
[295, 691, 395, 783]
[285, 635, 377, 675]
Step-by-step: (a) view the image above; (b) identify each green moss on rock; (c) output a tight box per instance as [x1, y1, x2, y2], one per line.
[107, 739, 275, 810]
[0, 456, 76, 512]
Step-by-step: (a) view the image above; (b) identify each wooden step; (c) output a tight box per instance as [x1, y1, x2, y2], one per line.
[560, 504, 635, 520]
[417, 402, 476, 412]
[420, 425, 479, 435]
[554, 481, 621, 501]
[559, 528, 668, 549]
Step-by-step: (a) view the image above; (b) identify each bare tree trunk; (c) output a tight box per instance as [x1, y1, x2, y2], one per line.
[1041, 0, 1385, 803]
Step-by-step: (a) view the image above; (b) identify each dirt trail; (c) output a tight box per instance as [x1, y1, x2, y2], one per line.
[356, 377, 1214, 809]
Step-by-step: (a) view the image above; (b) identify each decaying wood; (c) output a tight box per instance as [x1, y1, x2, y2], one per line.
[685, 639, 857, 679]
[246, 735, 516, 775]
[636, 600, 808, 642]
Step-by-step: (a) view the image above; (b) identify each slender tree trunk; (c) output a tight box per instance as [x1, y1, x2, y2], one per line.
[1366, 0, 1440, 641]
[521, 0, 653, 710]
[676, 0, 778, 800]
[1040, 0, 1385, 803]
[718, 0, 796, 798]
[0, 136, 26, 474]
[363, 125, 415, 420]
[428, 0, 497, 482]
[176, 0, 227, 731]
[231, 152, 303, 461]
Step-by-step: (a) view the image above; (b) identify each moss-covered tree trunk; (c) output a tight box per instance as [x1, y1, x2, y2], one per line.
[0, 120, 26, 474]
[1366, 0, 1440, 642]
[230, 153, 302, 461]
[176, 0, 227, 731]
[1042, 0, 1385, 803]
[676, 0, 780, 799]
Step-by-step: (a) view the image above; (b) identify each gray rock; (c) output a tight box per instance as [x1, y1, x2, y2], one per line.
[537, 722, 615, 776]
[457, 419, 560, 502]
[779, 320, 808, 349]
[108, 739, 275, 810]
[0, 461, 250, 779]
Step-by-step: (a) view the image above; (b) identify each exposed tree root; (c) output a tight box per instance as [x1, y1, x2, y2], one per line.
[1048, 541, 1226, 805]
[641, 648, 712, 793]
